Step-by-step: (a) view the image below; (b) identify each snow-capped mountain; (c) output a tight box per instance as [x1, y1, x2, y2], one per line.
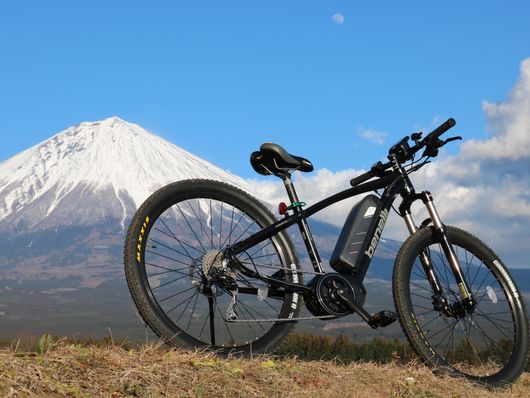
[0, 117, 247, 232]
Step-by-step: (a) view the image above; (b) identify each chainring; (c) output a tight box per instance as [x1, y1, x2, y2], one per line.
[306, 273, 365, 317]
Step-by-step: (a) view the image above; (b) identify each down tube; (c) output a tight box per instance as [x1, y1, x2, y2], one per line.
[230, 173, 396, 256]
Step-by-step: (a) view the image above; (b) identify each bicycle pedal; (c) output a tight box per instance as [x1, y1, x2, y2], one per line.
[368, 310, 397, 329]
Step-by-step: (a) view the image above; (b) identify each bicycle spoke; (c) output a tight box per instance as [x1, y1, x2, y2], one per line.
[176, 203, 208, 253]
[158, 285, 198, 303]
[175, 291, 200, 323]
[146, 249, 195, 268]
[441, 318, 457, 358]
[410, 280, 435, 294]
[149, 238, 197, 261]
[231, 218, 257, 245]
[187, 199, 215, 249]
[152, 273, 190, 290]
[247, 240, 273, 258]
[222, 211, 245, 248]
[237, 298, 275, 322]
[237, 300, 269, 331]
[198, 310, 210, 341]
[152, 227, 204, 256]
[467, 315, 510, 355]
[166, 291, 199, 315]
[437, 318, 457, 353]
[411, 291, 433, 301]
[146, 263, 198, 278]
[215, 298, 236, 344]
[424, 320, 454, 340]
[474, 309, 514, 338]
[236, 304, 264, 338]
[158, 218, 204, 256]
[469, 260, 486, 288]
[412, 303, 437, 312]
[187, 290, 201, 331]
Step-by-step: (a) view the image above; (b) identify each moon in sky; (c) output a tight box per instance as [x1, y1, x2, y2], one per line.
[332, 13, 344, 25]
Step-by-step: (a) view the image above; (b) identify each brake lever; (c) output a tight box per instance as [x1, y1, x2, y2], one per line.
[443, 136, 462, 145]
[422, 135, 462, 158]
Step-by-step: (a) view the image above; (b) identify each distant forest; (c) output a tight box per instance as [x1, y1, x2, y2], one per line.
[276, 333, 530, 372]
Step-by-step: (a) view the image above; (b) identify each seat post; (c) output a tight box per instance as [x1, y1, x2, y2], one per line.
[281, 173, 324, 274]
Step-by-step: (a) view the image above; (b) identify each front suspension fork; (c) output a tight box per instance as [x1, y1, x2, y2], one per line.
[401, 191, 476, 311]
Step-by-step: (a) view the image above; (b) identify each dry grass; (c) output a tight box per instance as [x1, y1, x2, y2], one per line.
[0, 341, 529, 397]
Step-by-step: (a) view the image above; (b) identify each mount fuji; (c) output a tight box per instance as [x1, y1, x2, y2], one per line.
[0, 116, 247, 232]
[0, 117, 258, 286]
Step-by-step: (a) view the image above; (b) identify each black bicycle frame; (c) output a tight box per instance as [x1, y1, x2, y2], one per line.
[226, 169, 404, 295]
[226, 158, 475, 308]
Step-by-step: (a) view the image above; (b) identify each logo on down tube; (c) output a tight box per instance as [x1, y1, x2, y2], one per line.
[364, 208, 389, 259]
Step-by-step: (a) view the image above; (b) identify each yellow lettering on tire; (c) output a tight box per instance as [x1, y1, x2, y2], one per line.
[136, 216, 150, 264]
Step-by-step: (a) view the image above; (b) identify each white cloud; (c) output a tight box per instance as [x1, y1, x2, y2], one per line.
[246, 58, 530, 268]
[462, 59, 530, 161]
[358, 129, 388, 145]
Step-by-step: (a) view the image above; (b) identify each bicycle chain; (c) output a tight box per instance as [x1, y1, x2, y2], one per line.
[226, 314, 336, 323]
[226, 263, 331, 323]
[244, 262, 326, 276]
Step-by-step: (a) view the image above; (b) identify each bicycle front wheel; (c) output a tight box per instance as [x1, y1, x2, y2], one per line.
[393, 226, 529, 387]
[124, 179, 302, 356]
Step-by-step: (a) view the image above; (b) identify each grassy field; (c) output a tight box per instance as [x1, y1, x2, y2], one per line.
[0, 340, 529, 397]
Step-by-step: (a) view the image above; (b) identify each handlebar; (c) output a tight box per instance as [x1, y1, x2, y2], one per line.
[350, 169, 376, 186]
[349, 118, 458, 186]
[423, 118, 456, 145]
[350, 160, 392, 186]
[400, 117, 457, 160]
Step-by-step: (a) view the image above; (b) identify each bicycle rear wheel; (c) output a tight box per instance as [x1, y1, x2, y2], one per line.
[393, 226, 529, 387]
[124, 179, 302, 356]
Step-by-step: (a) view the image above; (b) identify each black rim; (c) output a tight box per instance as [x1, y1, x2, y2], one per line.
[140, 195, 293, 348]
[408, 240, 517, 378]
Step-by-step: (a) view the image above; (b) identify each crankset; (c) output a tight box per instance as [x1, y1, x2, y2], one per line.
[305, 273, 397, 329]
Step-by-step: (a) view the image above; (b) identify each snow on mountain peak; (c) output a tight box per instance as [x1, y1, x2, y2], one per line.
[0, 117, 249, 230]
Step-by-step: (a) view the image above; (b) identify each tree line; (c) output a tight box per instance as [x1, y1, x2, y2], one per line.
[275, 333, 530, 372]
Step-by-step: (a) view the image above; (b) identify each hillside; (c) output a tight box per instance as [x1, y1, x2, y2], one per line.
[0, 342, 529, 397]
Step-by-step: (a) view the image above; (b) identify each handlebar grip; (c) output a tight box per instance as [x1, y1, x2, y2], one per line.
[425, 118, 456, 142]
[350, 169, 376, 187]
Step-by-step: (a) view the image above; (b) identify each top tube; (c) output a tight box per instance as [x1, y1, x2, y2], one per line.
[229, 171, 398, 256]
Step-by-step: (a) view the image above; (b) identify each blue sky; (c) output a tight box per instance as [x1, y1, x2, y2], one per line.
[1, 1, 529, 268]
[1, 1, 529, 177]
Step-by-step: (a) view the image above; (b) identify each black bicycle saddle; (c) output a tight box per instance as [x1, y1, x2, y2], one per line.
[250, 143, 314, 176]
